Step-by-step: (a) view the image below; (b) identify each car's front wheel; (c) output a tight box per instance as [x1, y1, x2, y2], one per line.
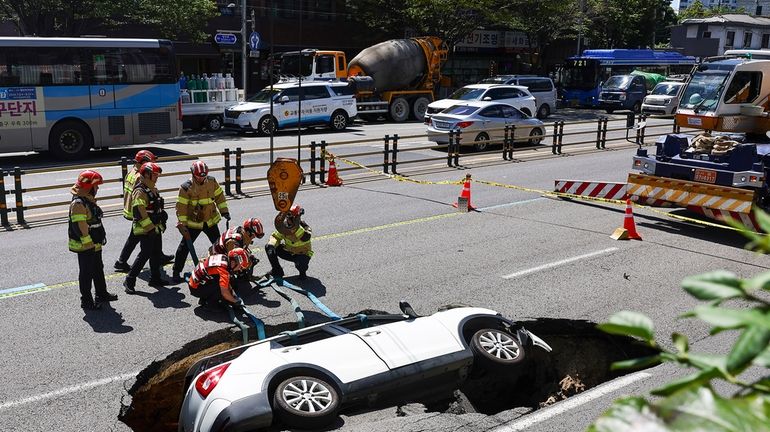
[257, 115, 277, 136]
[471, 328, 525, 369]
[274, 375, 340, 429]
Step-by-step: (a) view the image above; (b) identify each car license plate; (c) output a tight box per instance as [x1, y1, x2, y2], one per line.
[694, 169, 717, 184]
[434, 121, 450, 129]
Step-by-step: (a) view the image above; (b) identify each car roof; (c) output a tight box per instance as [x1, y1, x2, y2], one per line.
[272, 80, 333, 89]
[656, 81, 684, 86]
[445, 100, 514, 108]
[465, 83, 529, 90]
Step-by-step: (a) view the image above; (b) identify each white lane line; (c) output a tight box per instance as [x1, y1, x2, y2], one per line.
[0, 372, 139, 411]
[480, 197, 546, 211]
[492, 371, 652, 431]
[502, 247, 619, 279]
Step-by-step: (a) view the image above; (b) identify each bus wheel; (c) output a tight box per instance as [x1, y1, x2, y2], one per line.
[49, 121, 92, 160]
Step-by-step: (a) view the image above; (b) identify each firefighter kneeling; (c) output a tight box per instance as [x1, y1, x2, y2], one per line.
[210, 218, 265, 280]
[265, 205, 312, 280]
[188, 248, 251, 309]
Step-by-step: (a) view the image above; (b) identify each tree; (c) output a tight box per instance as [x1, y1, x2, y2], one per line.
[589, 213, 770, 431]
[0, 0, 218, 41]
[678, 0, 746, 22]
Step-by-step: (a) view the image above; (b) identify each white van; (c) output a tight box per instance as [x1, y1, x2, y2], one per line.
[224, 81, 357, 135]
[479, 75, 557, 119]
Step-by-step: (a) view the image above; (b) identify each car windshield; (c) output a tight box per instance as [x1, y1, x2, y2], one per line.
[651, 83, 682, 96]
[678, 64, 733, 112]
[443, 105, 480, 116]
[448, 87, 486, 100]
[280, 53, 314, 77]
[247, 88, 281, 103]
[603, 76, 633, 89]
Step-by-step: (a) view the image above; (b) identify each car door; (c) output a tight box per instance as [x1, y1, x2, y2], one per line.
[502, 105, 530, 141]
[352, 317, 465, 370]
[301, 85, 332, 125]
[275, 87, 300, 128]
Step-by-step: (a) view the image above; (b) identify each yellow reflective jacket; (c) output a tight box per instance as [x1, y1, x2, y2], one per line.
[176, 176, 228, 230]
[268, 220, 313, 256]
[68, 185, 103, 252]
[122, 166, 140, 220]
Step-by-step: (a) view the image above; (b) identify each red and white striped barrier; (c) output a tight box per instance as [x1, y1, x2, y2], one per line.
[686, 206, 759, 232]
[554, 180, 627, 200]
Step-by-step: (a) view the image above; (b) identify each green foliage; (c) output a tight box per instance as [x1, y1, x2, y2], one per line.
[678, 0, 747, 22]
[589, 212, 770, 431]
[0, 0, 217, 41]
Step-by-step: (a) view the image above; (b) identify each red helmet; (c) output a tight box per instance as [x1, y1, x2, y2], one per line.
[290, 204, 304, 217]
[76, 170, 104, 189]
[134, 150, 157, 164]
[242, 218, 264, 238]
[140, 162, 162, 177]
[228, 248, 250, 272]
[191, 160, 208, 179]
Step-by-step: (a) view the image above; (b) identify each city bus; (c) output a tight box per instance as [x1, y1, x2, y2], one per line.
[0, 37, 181, 159]
[560, 49, 697, 107]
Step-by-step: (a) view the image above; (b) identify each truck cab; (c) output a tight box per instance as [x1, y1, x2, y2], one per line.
[280, 49, 347, 81]
[599, 74, 648, 113]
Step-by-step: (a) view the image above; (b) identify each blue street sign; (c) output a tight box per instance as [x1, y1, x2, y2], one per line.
[249, 32, 261, 50]
[215, 33, 237, 45]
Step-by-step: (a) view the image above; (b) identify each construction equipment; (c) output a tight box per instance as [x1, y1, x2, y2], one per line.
[278, 37, 449, 122]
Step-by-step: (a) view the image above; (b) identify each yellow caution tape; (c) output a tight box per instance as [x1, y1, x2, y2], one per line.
[324, 150, 464, 186]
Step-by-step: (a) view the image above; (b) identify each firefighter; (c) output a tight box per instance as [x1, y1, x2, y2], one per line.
[69, 170, 118, 310]
[124, 162, 170, 293]
[188, 248, 250, 308]
[114, 150, 174, 272]
[172, 160, 230, 283]
[265, 205, 312, 280]
[210, 218, 265, 279]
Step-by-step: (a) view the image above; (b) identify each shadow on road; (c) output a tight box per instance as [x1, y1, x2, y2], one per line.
[82, 303, 134, 334]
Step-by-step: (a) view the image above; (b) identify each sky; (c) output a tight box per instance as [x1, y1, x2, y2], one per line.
[672, 0, 680, 10]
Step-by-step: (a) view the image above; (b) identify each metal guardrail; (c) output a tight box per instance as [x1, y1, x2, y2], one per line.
[0, 114, 687, 227]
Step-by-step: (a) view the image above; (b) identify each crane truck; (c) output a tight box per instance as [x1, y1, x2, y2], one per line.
[629, 53, 770, 230]
[278, 37, 449, 122]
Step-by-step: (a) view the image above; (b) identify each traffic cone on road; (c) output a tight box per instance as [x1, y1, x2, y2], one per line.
[325, 157, 343, 187]
[452, 174, 476, 211]
[611, 199, 642, 240]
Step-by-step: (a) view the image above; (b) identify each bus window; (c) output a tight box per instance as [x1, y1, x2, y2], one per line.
[90, 48, 122, 84]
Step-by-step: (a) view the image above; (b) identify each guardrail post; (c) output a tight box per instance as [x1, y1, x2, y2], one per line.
[502, 126, 510, 160]
[310, 141, 317, 185]
[601, 117, 608, 149]
[595, 117, 603, 149]
[320, 141, 327, 185]
[639, 114, 647, 145]
[13, 167, 24, 225]
[391, 134, 399, 174]
[235, 147, 243, 195]
[447, 130, 454, 167]
[383, 135, 390, 174]
[673, 118, 680, 134]
[454, 129, 461, 167]
[551, 121, 559, 155]
[0, 168, 8, 226]
[223, 148, 232, 196]
[508, 125, 516, 160]
[556, 121, 564, 154]
[120, 157, 128, 194]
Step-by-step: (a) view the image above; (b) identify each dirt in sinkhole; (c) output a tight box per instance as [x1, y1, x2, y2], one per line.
[119, 315, 658, 431]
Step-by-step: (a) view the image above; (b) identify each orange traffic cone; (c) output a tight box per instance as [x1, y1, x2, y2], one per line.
[611, 199, 642, 240]
[452, 174, 476, 211]
[325, 157, 343, 187]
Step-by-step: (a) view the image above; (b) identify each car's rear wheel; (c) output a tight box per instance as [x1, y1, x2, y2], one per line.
[389, 98, 410, 122]
[274, 375, 340, 429]
[537, 104, 550, 119]
[528, 127, 544, 145]
[474, 132, 490, 151]
[632, 101, 642, 113]
[329, 110, 348, 131]
[411, 96, 431, 121]
[471, 328, 525, 369]
[206, 115, 223, 131]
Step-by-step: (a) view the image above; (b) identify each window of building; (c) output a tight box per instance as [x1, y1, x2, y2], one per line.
[702, 31, 711, 38]
[763, 34, 770, 49]
[726, 31, 735, 47]
[744, 32, 753, 48]
[757, 6, 763, 15]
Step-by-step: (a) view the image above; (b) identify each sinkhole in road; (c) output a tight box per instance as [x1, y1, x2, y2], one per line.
[119, 316, 657, 432]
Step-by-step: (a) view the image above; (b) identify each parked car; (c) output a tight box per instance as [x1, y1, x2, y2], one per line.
[641, 81, 684, 115]
[599, 74, 648, 113]
[178, 304, 551, 432]
[223, 81, 357, 135]
[425, 84, 537, 121]
[426, 101, 546, 151]
[479, 75, 558, 119]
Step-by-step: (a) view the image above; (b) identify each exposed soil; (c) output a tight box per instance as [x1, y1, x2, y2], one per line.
[119, 316, 658, 432]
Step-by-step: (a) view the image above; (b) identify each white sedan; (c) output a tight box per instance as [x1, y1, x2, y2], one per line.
[178, 304, 551, 431]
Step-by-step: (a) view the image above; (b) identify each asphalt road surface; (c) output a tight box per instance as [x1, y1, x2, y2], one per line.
[0, 110, 758, 432]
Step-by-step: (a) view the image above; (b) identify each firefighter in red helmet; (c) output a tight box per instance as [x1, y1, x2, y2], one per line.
[188, 248, 250, 308]
[69, 170, 118, 310]
[265, 204, 313, 281]
[210, 218, 265, 279]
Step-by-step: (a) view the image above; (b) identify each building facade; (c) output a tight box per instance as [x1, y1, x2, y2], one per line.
[670, 14, 770, 57]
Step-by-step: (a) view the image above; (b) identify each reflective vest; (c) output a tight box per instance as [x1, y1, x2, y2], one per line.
[269, 221, 313, 256]
[211, 226, 250, 255]
[122, 167, 139, 220]
[68, 191, 105, 253]
[176, 177, 228, 230]
[131, 182, 166, 235]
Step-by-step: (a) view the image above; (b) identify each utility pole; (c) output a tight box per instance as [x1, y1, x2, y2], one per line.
[241, 0, 247, 95]
[576, 0, 584, 56]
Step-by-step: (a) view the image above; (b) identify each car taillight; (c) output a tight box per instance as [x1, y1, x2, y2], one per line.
[456, 121, 474, 128]
[195, 362, 230, 398]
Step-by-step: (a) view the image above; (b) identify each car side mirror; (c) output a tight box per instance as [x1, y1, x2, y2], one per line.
[483, 96, 492, 101]
[280, 95, 289, 104]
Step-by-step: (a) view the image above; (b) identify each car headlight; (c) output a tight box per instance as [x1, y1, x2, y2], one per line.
[619, 94, 627, 101]
[243, 109, 259, 114]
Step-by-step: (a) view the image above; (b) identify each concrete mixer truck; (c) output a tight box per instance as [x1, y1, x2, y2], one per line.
[278, 37, 449, 122]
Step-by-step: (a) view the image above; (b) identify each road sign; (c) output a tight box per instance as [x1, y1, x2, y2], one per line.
[215, 33, 237, 45]
[249, 32, 261, 51]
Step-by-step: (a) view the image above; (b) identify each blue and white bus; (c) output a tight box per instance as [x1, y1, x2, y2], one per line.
[560, 49, 697, 107]
[0, 37, 181, 159]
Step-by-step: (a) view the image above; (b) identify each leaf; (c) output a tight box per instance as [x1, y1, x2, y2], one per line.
[754, 208, 770, 233]
[726, 326, 770, 373]
[588, 396, 667, 432]
[745, 271, 770, 291]
[651, 368, 720, 396]
[611, 355, 661, 371]
[689, 305, 770, 330]
[672, 333, 689, 353]
[686, 353, 728, 372]
[657, 386, 770, 431]
[597, 311, 655, 343]
[681, 273, 743, 301]
[753, 345, 770, 367]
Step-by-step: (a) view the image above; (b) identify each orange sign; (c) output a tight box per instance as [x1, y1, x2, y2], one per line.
[266, 158, 304, 212]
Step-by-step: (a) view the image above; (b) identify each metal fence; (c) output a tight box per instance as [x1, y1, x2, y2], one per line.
[0, 113, 685, 228]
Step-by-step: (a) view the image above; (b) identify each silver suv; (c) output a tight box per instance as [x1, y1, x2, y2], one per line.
[479, 75, 557, 118]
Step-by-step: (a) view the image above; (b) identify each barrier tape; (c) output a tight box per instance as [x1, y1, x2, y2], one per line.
[325, 150, 761, 234]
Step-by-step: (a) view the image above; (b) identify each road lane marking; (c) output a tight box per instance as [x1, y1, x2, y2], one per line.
[0, 283, 48, 298]
[502, 247, 619, 279]
[491, 371, 652, 431]
[0, 371, 139, 411]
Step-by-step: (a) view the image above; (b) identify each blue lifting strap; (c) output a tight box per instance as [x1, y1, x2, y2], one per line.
[278, 279, 341, 320]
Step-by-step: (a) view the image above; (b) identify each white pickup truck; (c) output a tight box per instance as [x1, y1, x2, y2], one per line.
[181, 88, 245, 132]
